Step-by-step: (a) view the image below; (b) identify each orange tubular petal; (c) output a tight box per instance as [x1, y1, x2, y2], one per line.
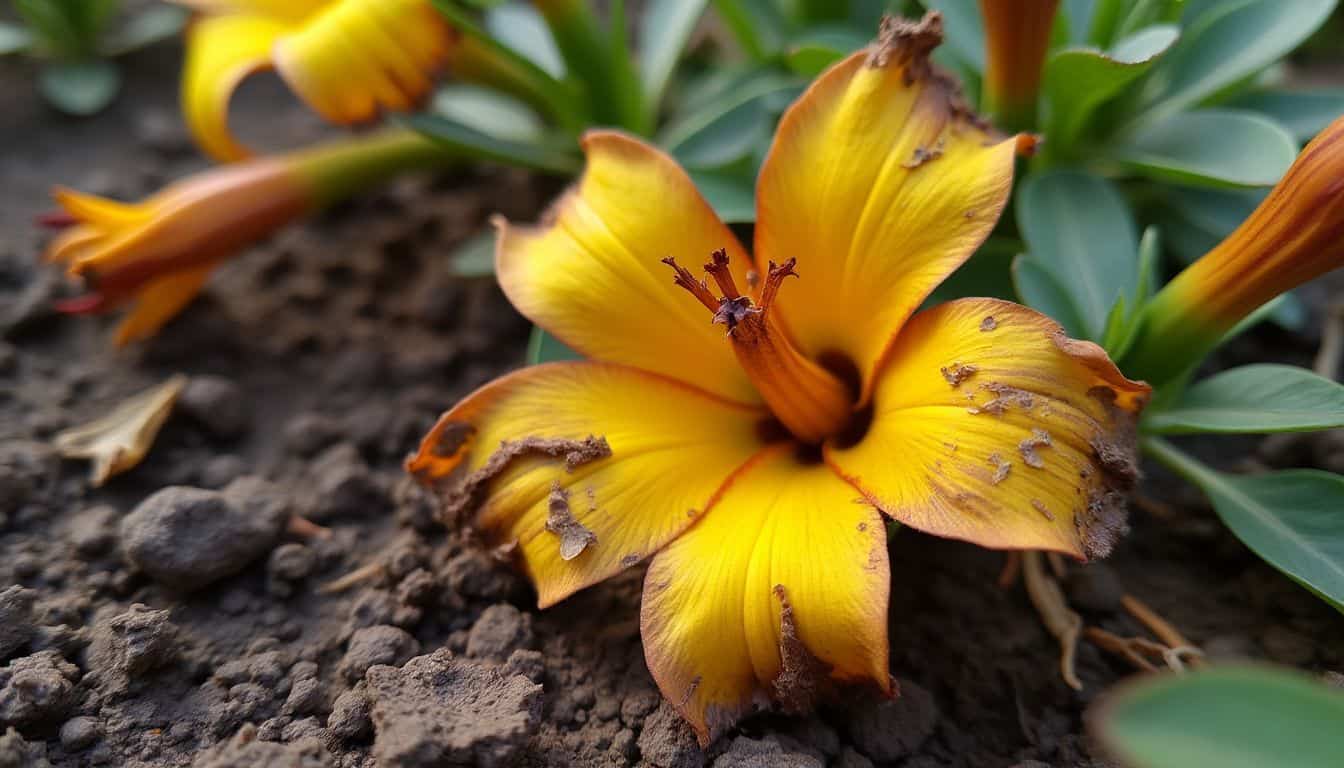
[496, 131, 760, 403]
[406, 362, 767, 608]
[272, 0, 451, 124]
[826, 299, 1149, 559]
[112, 263, 217, 346]
[640, 445, 890, 745]
[754, 13, 1034, 405]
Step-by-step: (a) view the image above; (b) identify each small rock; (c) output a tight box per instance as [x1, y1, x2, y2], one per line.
[66, 505, 117, 558]
[445, 550, 518, 601]
[466, 604, 533, 661]
[306, 443, 389, 521]
[339, 626, 419, 683]
[713, 735, 823, 768]
[120, 479, 289, 592]
[0, 442, 56, 516]
[85, 604, 177, 695]
[199, 455, 248, 489]
[58, 716, 98, 751]
[179, 376, 247, 439]
[282, 412, 341, 458]
[1064, 563, 1125, 613]
[1261, 625, 1315, 665]
[0, 651, 80, 728]
[194, 723, 331, 768]
[636, 702, 704, 768]
[396, 569, 437, 606]
[500, 649, 545, 683]
[846, 680, 939, 763]
[268, 544, 316, 582]
[325, 685, 372, 745]
[834, 747, 874, 768]
[0, 726, 49, 768]
[0, 588, 36, 661]
[365, 649, 541, 768]
[282, 677, 323, 717]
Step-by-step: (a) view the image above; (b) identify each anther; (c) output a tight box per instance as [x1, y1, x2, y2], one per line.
[661, 256, 719, 312]
[704, 248, 741, 299]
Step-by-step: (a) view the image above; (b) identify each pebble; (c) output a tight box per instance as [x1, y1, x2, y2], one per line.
[0, 587, 36, 661]
[338, 626, 419, 683]
[713, 735, 824, 768]
[65, 505, 117, 558]
[466, 604, 534, 661]
[59, 715, 99, 751]
[120, 478, 290, 592]
[306, 443, 389, 521]
[179, 376, 248, 439]
[845, 679, 939, 763]
[636, 701, 704, 768]
[0, 650, 80, 728]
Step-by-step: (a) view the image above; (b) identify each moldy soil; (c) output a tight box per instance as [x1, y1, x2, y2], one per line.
[2, 46, 1342, 768]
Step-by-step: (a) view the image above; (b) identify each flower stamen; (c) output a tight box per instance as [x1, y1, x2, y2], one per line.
[665, 252, 853, 444]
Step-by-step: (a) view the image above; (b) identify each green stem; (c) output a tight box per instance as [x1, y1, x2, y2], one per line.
[292, 129, 456, 209]
[1141, 435, 1218, 489]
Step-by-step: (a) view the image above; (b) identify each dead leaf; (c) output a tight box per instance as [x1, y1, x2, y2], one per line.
[54, 374, 187, 486]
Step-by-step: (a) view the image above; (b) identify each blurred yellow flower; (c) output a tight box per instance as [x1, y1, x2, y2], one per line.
[409, 14, 1149, 743]
[171, 0, 452, 161]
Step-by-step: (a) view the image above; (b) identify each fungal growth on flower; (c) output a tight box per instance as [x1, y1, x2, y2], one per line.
[172, 0, 452, 160]
[408, 13, 1150, 743]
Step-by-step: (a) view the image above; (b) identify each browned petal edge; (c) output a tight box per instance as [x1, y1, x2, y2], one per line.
[863, 10, 1041, 157]
[1050, 333, 1151, 560]
[639, 448, 894, 747]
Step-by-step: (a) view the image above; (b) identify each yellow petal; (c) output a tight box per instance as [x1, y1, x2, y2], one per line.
[53, 374, 187, 486]
[497, 131, 759, 403]
[754, 15, 1034, 404]
[167, 0, 328, 23]
[113, 263, 217, 346]
[640, 445, 890, 745]
[181, 12, 290, 161]
[52, 187, 146, 227]
[272, 0, 450, 125]
[406, 362, 767, 608]
[826, 299, 1150, 558]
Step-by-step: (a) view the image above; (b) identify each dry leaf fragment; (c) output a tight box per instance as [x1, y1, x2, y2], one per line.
[54, 374, 187, 486]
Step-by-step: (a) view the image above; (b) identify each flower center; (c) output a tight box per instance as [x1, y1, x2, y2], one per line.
[664, 249, 854, 444]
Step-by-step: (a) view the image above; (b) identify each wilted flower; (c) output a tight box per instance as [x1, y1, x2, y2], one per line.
[45, 130, 444, 345]
[409, 14, 1147, 743]
[171, 0, 452, 160]
[1122, 115, 1344, 385]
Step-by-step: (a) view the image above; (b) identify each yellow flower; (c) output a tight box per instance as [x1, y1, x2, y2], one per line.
[979, 0, 1059, 130]
[1122, 115, 1344, 385]
[45, 130, 444, 346]
[407, 14, 1148, 743]
[172, 0, 452, 161]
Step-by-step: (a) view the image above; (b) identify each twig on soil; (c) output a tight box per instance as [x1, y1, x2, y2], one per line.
[997, 551, 1022, 589]
[1314, 301, 1344, 380]
[1022, 551, 1082, 691]
[319, 560, 386, 594]
[1084, 627, 1204, 673]
[1121, 594, 1205, 668]
[287, 515, 332, 540]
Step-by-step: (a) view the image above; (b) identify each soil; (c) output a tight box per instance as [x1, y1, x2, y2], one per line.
[3, 45, 1343, 768]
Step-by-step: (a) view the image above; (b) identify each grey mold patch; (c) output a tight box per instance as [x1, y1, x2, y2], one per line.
[987, 453, 1011, 485]
[939, 362, 978, 388]
[770, 585, 831, 715]
[441, 435, 611, 524]
[980, 316, 998, 332]
[544, 483, 598, 561]
[1018, 429, 1052, 469]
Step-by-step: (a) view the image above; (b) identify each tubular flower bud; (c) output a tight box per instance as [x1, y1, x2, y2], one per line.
[407, 14, 1147, 745]
[1122, 115, 1344, 385]
[979, 0, 1059, 131]
[172, 0, 452, 161]
[44, 130, 446, 345]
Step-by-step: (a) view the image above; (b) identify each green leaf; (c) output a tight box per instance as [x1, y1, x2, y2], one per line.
[104, 5, 188, 54]
[712, 0, 789, 60]
[1043, 25, 1178, 153]
[399, 114, 580, 174]
[1095, 665, 1344, 768]
[637, 0, 709, 116]
[689, 170, 755, 223]
[39, 58, 120, 115]
[0, 22, 32, 54]
[1140, 0, 1337, 118]
[432, 85, 545, 143]
[927, 239, 1018, 305]
[485, 3, 565, 79]
[1143, 364, 1344, 435]
[448, 230, 497, 278]
[1145, 437, 1344, 610]
[1133, 226, 1160, 303]
[1011, 255, 1089, 339]
[922, 0, 984, 72]
[657, 71, 800, 168]
[785, 25, 869, 77]
[1015, 170, 1138, 341]
[1112, 109, 1297, 188]
[1228, 88, 1344, 143]
[526, 327, 582, 364]
[786, 44, 844, 77]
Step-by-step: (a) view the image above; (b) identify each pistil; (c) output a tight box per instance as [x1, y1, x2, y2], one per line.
[665, 251, 854, 443]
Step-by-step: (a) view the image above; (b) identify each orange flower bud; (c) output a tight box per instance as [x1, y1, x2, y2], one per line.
[979, 0, 1060, 131]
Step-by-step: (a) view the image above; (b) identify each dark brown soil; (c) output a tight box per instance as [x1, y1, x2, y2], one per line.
[2, 46, 1342, 768]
